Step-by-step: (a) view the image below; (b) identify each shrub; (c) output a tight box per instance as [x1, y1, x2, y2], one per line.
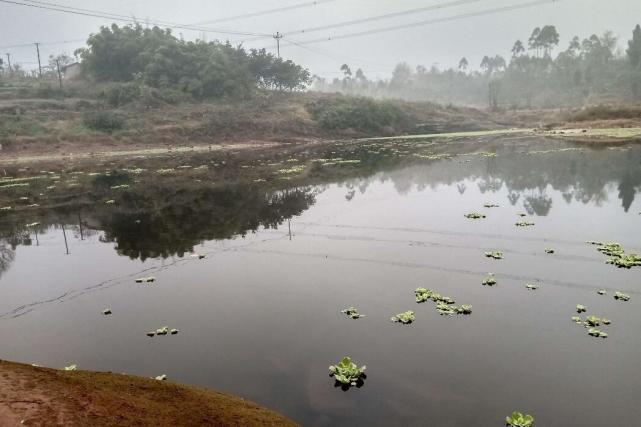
[82, 111, 125, 133]
[306, 96, 407, 133]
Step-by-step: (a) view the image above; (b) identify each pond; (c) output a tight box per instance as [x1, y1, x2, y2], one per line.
[1, 135, 640, 426]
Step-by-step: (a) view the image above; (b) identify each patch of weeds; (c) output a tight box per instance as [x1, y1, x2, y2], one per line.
[328, 356, 366, 389]
[614, 292, 630, 301]
[341, 307, 364, 319]
[505, 411, 534, 427]
[464, 212, 486, 219]
[592, 242, 641, 269]
[485, 251, 503, 260]
[414, 288, 471, 316]
[390, 311, 415, 324]
[82, 111, 126, 133]
[576, 304, 587, 313]
[482, 274, 497, 286]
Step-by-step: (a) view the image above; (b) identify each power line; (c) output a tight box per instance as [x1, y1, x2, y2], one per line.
[283, 37, 395, 68]
[0, 38, 85, 50]
[242, 0, 486, 43]
[191, 0, 337, 26]
[279, 0, 561, 47]
[0, 0, 272, 37]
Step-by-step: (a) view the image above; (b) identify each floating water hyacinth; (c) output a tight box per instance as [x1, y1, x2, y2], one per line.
[576, 304, 587, 313]
[505, 411, 534, 427]
[485, 251, 504, 260]
[390, 311, 415, 324]
[341, 307, 364, 319]
[525, 283, 539, 290]
[146, 331, 156, 337]
[64, 364, 77, 371]
[597, 289, 607, 295]
[544, 248, 555, 254]
[464, 212, 486, 219]
[482, 274, 497, 286]
[515, 221, 535, 227]
[484, 203, 499, 208]
[614, 291, 630, 301]
[588, 328, 608, 338]
[571, 316, 582, 323]
[329, 357, 366, 388]
[102, 308, 112, 315]
[156, 326, 169, 335]
[170, 328, 179, 335]
[135, 277, 155, 283]
[585, 316, 602, 327]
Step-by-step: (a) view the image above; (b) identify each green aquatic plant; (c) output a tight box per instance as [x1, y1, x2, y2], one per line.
[341, 307, 364, 319]
[576, 304, 587, 313]
[170, 328, 179, 335]
[464, 212, 486, 219]
[328, 357, 367, 386]
[606, 254, 641, 269]
[482, 274, 497, 286]
[588, 328, 608, 338]
[146, 331, 156, 337]
[544, 248, 555, 254]
[597, 289, 607, 295]
[515, 222, 535, 227]
[614, 292, 630, 301]
[525, 283, 539, 290]
[485, 251, 504, 260]
[135, 277, 155, 283]
[156, 326, 169, 335]
[391, 311, 415, 324]
[602, 318, 611, 325]
[64, 364, 78, 371]
[585, 316, 601, 327]
[505, 411, 534, 427]
[571, 316, 582, 323]
[415, 288, 432, 303]
[484, 204, 499, 208]
[102, 308, 112, 315]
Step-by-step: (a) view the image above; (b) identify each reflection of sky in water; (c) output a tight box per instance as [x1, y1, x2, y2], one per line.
[0, 141, 641, 426]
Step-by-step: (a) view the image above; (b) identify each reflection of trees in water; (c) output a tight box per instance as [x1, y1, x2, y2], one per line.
[477, 178, 503, 193]
[0, 241, 16, 279]
[524, 193, 553, 216]
[617, 165, 641, 212]
[508, 192, 520, 206]
[97, 185, 316, 261]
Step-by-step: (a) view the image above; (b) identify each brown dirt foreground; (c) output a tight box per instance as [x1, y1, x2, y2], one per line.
[0, 360, 297, 427]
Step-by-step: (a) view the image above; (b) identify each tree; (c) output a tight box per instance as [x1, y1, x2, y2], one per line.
[528, 27, 541, 55]
[627, 24, 641, 68]
[511, 40, 525, 57]
[340, 64, 352, 77]
[458, 57, 468, 71]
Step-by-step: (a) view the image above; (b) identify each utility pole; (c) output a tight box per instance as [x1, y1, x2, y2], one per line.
[273, 32, 283, 59]
[34, 42, 42, 78]
[56, 59, 63, 89]
[5, 53, 11, 73]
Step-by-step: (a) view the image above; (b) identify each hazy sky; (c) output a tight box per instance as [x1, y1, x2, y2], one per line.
[1, 0, 640, 78]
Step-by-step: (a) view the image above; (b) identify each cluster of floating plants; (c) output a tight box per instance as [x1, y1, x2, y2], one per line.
[415, 288, 472, 315]
[576, 304, 587, 313]
[572, 308, 611, 339]
[614, 292, 630, 302]
[390, 311, 416, 324]
[544, 248, 555, 254]
[589, 242, 641, 269]
[597, 289, 607, 295]
[341, 307, 365, 319]
[464, 212, 486, 219]
[485, 251, 504, 260]
[482, 274, 497, 286]
[328, 357, 366, 388]
[135, 277, 155, 283]
[484, 203, 499, 208]
[525, 283, 539, 290]
[102, 308, 112, 315]
[515, 221, 535, 227]
[147, 326, 179, 337]
[505, 411, 535, 427]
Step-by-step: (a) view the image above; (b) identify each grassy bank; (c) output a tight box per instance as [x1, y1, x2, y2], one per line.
[0, 359, 297, 426]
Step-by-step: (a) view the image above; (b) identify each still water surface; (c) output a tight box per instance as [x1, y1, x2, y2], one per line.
[1, 137, 640, 426]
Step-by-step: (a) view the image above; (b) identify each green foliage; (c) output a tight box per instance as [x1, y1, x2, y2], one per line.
[482, 274, 497, 286]
[465, 212, 486, 219]
[82, 111, 125, 133]
[390, 311, 415, 324]
[485, 251, 504, 260]
[576, 304, 587, 313]
[306, 96, 407, 133]
[614, 291, 630, 301]
[341, 307, 364, 319]
[506, 411, 534, 427]
[76, 24, 310, 99]
[328, 357, 366, 386]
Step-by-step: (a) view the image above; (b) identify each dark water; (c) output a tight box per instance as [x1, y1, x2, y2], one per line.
[1, 136, 640, 426]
